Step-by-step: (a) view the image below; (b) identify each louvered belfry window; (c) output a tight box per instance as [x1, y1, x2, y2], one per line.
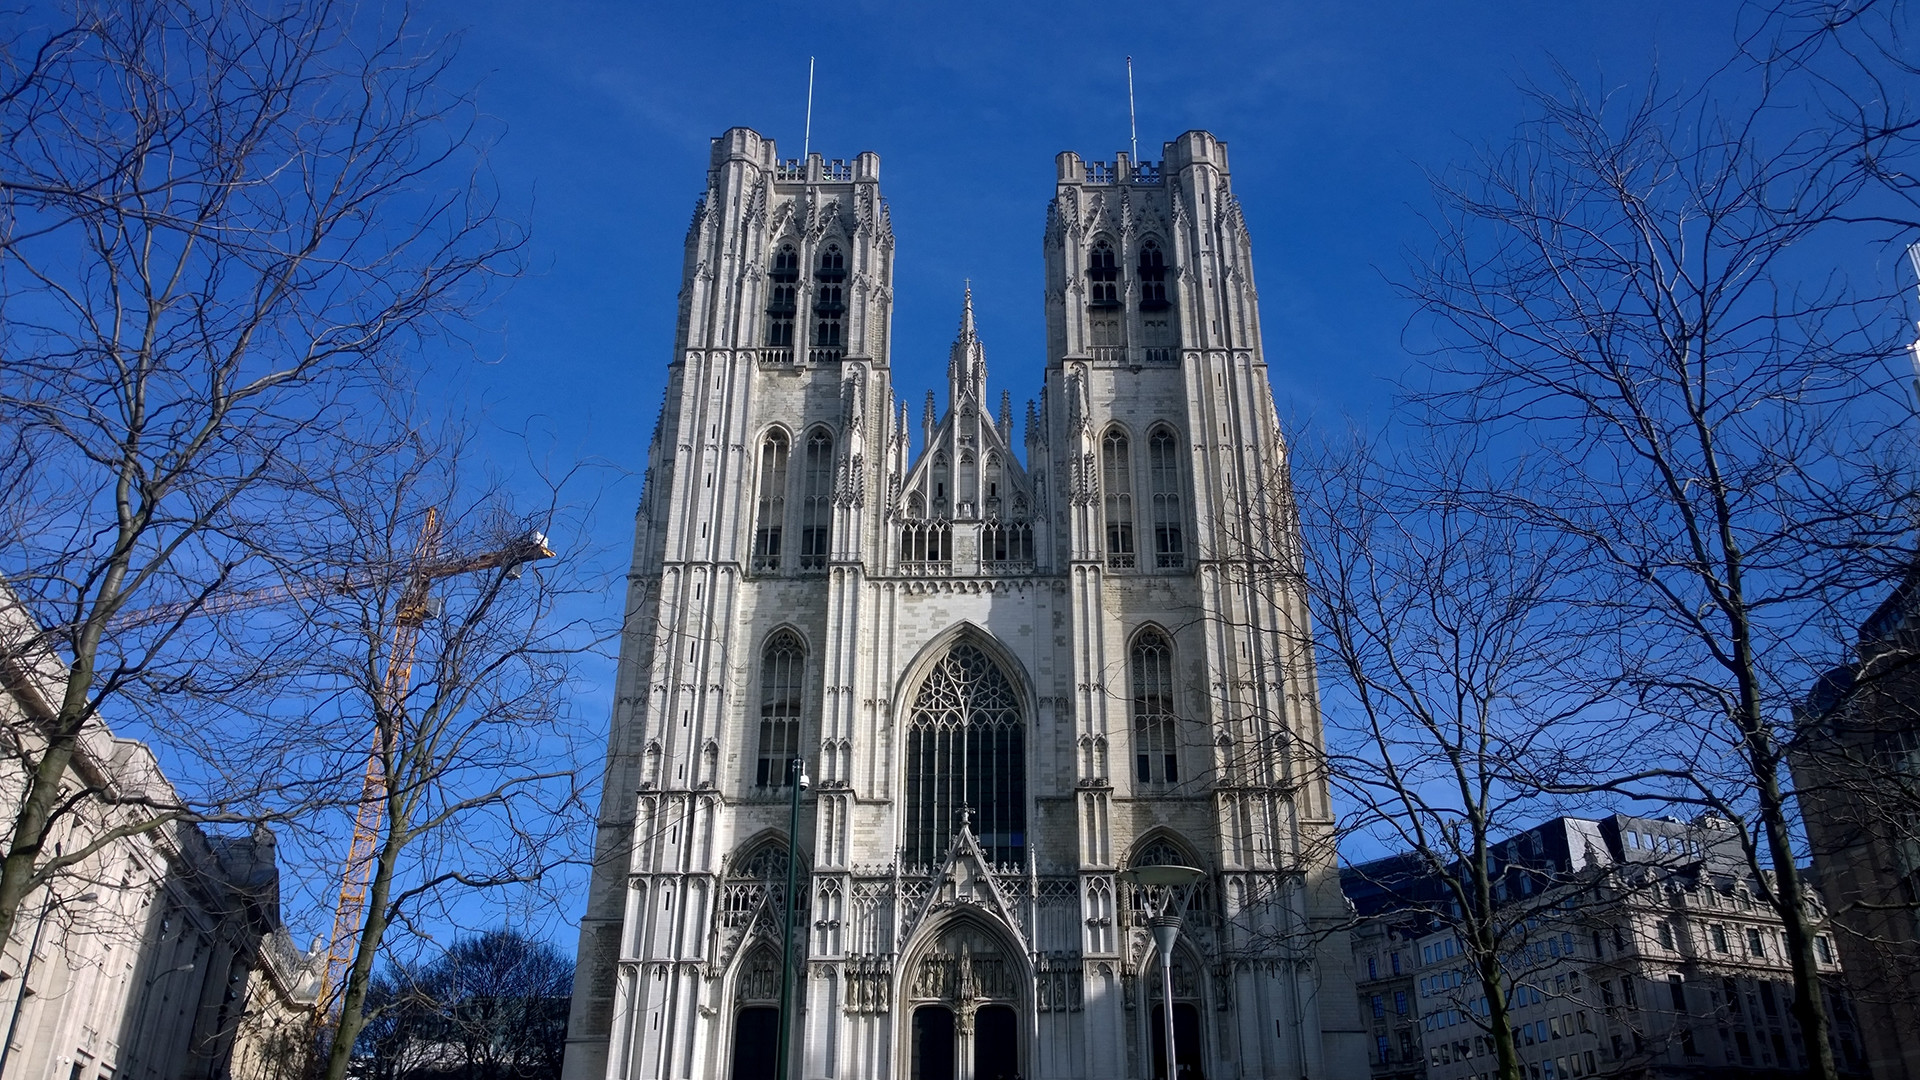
[904, 642, 1026, 867]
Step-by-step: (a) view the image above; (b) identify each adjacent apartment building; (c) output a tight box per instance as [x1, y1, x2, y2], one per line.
[1346, 814, 1867, 1080]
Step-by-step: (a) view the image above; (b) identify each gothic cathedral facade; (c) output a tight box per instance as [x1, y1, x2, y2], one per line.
[565, 127, 1363, 1080]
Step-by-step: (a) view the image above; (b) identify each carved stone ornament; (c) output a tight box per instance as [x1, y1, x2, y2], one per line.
[908, 922, 1021, 1006]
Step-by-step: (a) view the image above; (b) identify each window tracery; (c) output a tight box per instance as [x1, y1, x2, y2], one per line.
[766, 244, 799, 348]
[1138, 239, 1169, 310]
[756, 631, 804, 788]
[905, 642, 1026, 866]
[799, 428, 834, 570]
[1148, 427, 1185, 569]
[813, 243, 846, 356]
[1131, 629, 1178, 785]
[752, 432, 789, 572]
[1089, 238, 1119, 307]
[1103, 429, 1135, 568]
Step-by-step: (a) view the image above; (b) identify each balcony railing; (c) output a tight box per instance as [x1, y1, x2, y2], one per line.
[1087, 346, 1179, 366]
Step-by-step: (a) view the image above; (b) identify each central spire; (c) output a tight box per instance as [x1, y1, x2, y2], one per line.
[948, 284, 986, 407]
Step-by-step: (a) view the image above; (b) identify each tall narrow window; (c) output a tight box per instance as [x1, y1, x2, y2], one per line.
[813, 244, 846, 356]
[1148, 427, 1185, 569]
[766, 244, 799, 349]
[756, 631, 805, 788]
[958, 452, 977, 515]
[905, 642, 1026, 866]
[1088, 239, 1119, 307]
[1132, 629, 1178, 784]
[799, 429, 834, 570]
[751, 432, 789, 572]
[1138, 240, 1169, 309]
[932, 454, 951, 514]
[1103, 429, 1135, 568]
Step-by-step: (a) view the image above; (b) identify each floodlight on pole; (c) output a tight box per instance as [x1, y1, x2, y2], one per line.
[1122, 864, 1205, 1080]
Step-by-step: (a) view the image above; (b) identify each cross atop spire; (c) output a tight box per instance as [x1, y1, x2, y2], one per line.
[958, 280, 977, 341]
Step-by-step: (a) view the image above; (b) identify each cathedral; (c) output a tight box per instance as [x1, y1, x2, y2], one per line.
[564, 126, 1362, 1080]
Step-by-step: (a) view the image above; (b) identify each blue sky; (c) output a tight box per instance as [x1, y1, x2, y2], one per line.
[391, 0, 1753, 943]
[423, 0, 1744, 458]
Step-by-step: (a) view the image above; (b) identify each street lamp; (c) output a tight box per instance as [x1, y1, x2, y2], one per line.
[0, 889, 98, 1079]
[1122, 864, 1205, 1080]
[776, 756, 810, 1080]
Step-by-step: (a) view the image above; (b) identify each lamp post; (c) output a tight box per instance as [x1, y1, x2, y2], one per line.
[0, 888, 97, 1080]
[776, 756, 810, 1080]
[1122, 865, 1205, 1080]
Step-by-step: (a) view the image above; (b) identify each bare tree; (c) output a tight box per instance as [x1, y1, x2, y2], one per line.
[1294, 426, 1610, 1080]
[245, 430, 598, 1080]
[1406, 38, 1920, 1076]
[0, 0, 520, 954]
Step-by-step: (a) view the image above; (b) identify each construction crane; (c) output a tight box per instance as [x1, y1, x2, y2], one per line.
[45, 506, 553, 1022]
[317, 507, 555, 1014]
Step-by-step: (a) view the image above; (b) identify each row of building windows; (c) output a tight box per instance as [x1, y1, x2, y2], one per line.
[750, 627, 1186, 796]
[1652, 916, 1833, 962]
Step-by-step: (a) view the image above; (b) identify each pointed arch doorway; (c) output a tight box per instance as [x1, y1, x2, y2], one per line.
[904, 921, 1027, 1080]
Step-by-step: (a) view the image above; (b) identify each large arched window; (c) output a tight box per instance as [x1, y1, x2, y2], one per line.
[766, 244, 799, 349]
[752, 432, 790, 572]
[799, 428, 834, 570]
[905, 642, 1026, 867]
[1102, 429, 1135, 569]
[1088, 239, 1120, 307]
[757, 631, 805, 788]
[1148, 427, 1185, 569]
[1131, 628, 1178, 785]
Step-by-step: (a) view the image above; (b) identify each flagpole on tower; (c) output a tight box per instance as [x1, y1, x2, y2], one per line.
[804, 56, 816, 159]
[1127, 55, 1138, 162]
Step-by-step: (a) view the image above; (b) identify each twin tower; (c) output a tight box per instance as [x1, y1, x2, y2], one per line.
[565, 127, 1363, 1080]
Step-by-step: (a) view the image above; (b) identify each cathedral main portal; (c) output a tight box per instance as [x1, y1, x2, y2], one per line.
[905, 920, 1026, 1080]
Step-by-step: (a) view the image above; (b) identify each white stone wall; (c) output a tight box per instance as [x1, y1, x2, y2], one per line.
[566, 127, 1362, 1080]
